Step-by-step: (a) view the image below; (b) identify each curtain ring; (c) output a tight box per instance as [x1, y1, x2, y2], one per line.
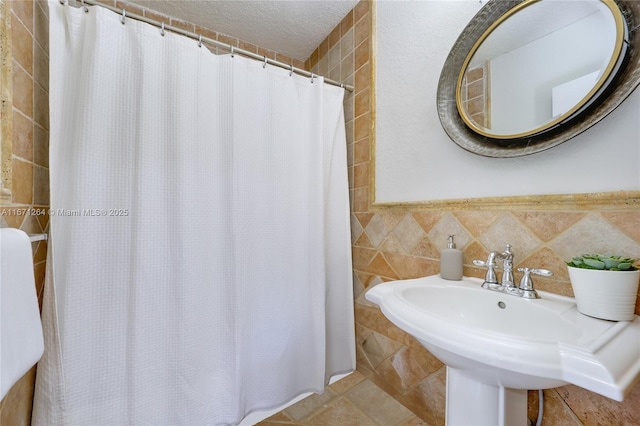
[198, 35, 202, 48]
[231, 46, 235, 57]
[289, 64, 293, 77]
[263, 56, 267, 69]
[58, 0, 65, 5]
[121, 9, 126, 24]
[81, 0, 88, 12]
[161, 22, 165, 36]
[310, 73, 315, 84]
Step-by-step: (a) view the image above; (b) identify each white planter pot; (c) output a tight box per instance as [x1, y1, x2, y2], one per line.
[567, 266, 640, 321]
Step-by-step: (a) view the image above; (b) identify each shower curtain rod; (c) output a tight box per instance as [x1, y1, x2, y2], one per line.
[60, 0, 354, 92]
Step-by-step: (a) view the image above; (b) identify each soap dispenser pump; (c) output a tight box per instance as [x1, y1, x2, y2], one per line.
[440, 235, 463, 280]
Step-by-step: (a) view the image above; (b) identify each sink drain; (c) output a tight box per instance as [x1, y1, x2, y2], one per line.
[497, 301, 506, 309]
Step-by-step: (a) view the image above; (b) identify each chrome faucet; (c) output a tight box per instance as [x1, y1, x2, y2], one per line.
[500, 244, 518, 293]
[473, 244, 553, 299]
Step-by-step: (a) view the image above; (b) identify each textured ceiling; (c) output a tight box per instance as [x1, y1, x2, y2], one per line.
[129, 0, 359, 61]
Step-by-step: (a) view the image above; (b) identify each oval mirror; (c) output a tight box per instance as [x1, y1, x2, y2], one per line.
[437, 0, 640, 157]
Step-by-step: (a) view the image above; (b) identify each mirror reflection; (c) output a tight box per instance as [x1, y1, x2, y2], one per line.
[457, 0, 626, 139]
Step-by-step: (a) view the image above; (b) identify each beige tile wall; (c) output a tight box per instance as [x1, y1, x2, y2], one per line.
[0, 0, 49, 268]
[0, 1, 49, 423]
[309, 1, 640, 424]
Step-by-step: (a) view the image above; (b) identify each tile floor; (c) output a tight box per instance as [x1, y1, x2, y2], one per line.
[256, 370, 428, 426]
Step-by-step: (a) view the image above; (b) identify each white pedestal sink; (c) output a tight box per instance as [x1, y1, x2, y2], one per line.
[366, 275, 640, 426]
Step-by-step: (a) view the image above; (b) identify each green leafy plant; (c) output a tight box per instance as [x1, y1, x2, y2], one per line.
[567, 254, 638, 271]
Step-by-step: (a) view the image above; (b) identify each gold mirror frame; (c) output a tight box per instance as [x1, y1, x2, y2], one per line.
[0, 0, 12, 204]
[437, 0, 640, 158]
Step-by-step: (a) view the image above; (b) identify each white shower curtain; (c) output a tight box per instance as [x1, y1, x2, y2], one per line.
[34, 2, 354, 425]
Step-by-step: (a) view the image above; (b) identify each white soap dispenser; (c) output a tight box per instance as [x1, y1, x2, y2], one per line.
[440, 235, 463, 280]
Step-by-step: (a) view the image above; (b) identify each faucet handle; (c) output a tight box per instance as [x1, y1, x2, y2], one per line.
[517, 268, 553, 299]
[530, 268, 553, 277]
[474, 252, 501, 289]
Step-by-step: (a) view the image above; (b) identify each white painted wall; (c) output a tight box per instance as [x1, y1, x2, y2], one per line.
[375, 1, 640, 204]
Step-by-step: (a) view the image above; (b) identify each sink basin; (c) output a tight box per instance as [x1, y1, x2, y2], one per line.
[400, 283, 582, 342]
[366, 275, 640, 425]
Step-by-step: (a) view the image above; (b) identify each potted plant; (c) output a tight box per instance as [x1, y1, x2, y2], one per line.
[566, 254, 639, 321]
